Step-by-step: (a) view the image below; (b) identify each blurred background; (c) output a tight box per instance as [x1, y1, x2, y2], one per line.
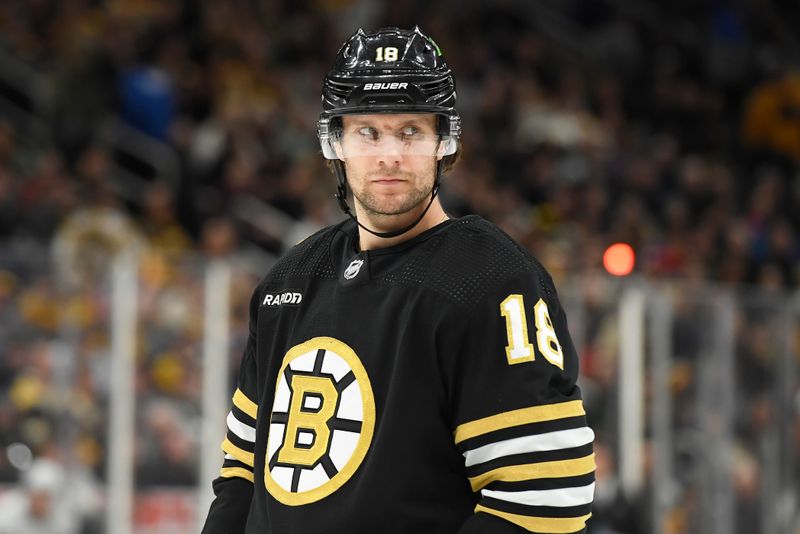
[0, 0, 798, 533]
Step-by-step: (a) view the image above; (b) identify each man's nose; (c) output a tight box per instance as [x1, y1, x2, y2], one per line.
[377, 133, 409, 161]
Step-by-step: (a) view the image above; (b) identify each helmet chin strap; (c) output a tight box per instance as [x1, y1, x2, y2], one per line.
[333, 159, 445, 240]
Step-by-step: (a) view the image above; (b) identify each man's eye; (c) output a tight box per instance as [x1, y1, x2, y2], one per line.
[399, 126, 418, 138]
[357, 127, 379, 141]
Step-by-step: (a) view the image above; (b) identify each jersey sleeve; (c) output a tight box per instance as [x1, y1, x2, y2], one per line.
[201, 285, 261, 534]
[444, 268, 595, 534]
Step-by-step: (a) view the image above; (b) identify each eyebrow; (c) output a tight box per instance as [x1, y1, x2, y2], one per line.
[347, 118, 436, 130]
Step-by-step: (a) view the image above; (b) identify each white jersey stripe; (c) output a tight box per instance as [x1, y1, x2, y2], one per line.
[482, 482, 595, 507]
[464, 427, 594, 467]
[227, 410, 256, 443]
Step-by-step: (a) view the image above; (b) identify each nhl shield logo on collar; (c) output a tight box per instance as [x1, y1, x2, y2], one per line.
[344, 259, 364, 280]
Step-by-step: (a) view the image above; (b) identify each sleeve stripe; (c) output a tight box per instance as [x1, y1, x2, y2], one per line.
[469, 453, 595, 491]
[464, 427, 595, 467]
[490, 473, 595, 492]
[481, 482, 595, 508]
[466, 443, 594, 479]
[223, 456, 251, 469]
[458, 416, 588, 452]
[226, 428, 256, 453]
[455, 400, 585, 445]
[221, 438, 255, 467]
[480, 497, 592, 520]
[227, 411, 256, 442]
[220, 467, 255, 483]
[475, 504, 591, 533]
[233, 388, 258, 420]
[232, 404, 256, 427]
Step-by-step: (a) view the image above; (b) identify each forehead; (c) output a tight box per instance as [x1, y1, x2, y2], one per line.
[341, 113, 437, 128]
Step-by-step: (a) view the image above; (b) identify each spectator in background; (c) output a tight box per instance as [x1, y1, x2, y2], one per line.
[119, 30, 176, 142]
[200, 217, 238, 259]
[743, 68, 800, 164]
[137, 400, 198, 488]
[0, 457, 101, 534]
[141, 180, 193, 256]
[16, 150, 78, 242]
[198, 216, 272, 275]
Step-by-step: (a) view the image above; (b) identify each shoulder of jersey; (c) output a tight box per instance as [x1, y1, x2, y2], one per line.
[264, 223, 344, 282]
[380, 216, 556, 308]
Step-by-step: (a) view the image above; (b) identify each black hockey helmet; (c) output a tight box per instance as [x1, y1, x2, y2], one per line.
[318, 26, 461, 159]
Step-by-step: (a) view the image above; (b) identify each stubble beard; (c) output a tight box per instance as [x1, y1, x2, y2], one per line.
[348, 163, 436, 219]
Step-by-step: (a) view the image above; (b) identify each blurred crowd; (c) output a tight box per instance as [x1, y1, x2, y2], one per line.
[0, 0, 798, 533]
[1, 0, 799, 285]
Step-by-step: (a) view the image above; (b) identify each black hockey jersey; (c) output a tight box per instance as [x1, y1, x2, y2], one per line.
[201, 215, 595, 534]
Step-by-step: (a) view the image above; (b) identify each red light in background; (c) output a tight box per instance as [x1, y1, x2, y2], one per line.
[603, 243, 635, 276]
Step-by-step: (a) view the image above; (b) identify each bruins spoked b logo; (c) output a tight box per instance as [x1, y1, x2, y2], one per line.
[265, 337, 375, 505]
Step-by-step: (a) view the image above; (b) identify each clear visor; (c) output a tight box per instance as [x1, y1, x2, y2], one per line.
[320, 125, 458, 160]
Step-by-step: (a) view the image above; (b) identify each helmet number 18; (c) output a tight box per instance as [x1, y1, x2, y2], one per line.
[375, 46, 399, 62]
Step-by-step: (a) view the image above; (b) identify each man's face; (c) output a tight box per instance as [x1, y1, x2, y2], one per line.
[338, 113, 442, 218]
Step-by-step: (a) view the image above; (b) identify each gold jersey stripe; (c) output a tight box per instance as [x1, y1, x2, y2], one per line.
[475, 504, 592, 533]
[233, 388, 258, 420]
[454, 400, 585, 444]
[221, 438, 255, 467]
[469, 453, 595, 492]
[220, 466, 254, 483]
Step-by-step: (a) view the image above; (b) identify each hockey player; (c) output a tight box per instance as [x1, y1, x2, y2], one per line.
[201, 26, 595, 533]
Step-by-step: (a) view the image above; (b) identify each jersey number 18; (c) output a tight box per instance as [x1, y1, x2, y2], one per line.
[500, 295, 564, 369]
